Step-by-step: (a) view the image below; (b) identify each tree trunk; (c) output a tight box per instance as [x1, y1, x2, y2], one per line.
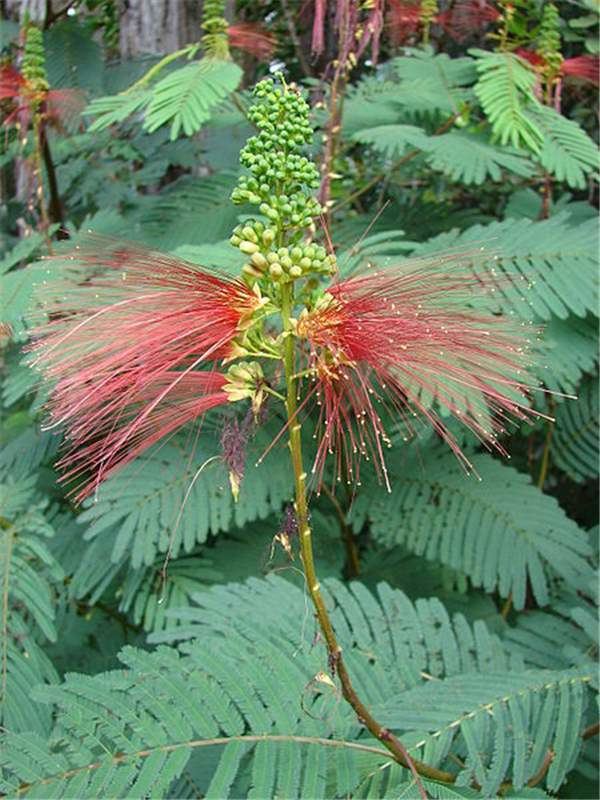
[2, 0, 205, 55]
[117, 0, 204, 57]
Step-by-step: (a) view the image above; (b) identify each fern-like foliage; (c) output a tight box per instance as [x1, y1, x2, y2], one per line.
[504, 578, 597, 672]
[353, 123, 430, 158]
[0, 477, 63, 735]
[87, 58, 241, 140]
[0, 229, 60, 335]
[144, 59, 242, 139]
[535, 315, 598, 396]
[350, 447, 593, 609]
[134, 172, 240, 250]
[85, 89, 152, 131]
[342, 52, 473, 135]
[471, 49, 543, 152]
[378, 669, 591, 795]
[0, 576, 592, 798]
[77, 429, 293, 568]
[341, 78, 401, 135]
[552, 375, 599, 482]
[526, 105, 599, 190]
[354, 126, 534, 184]
[44, 18, 103, 92]
[422, 131, 535, 184]
[413, 213, 598, 321]
[0, 232, 49, 274]
[391, 51, 475, 119]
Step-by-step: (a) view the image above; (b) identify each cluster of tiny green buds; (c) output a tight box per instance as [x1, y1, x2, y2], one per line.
[230, 220, 335, 282]
[231, 78, 322, 233]
[538, 2, 563, 80]
[420, 0, 439, 25]
[420, 0, 439, 44]
[230, 76, 337, 287]
[21, 25, 48, 89]
[202, 0, 230, 60]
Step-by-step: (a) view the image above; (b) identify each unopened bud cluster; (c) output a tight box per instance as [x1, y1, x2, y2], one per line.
[21, 25, 48, 90]
[230, 220, 335, 281]
[201, 0, 230, 60]
[538, 2, 563, 78]
[231, 77, 336, 285]
[231, 78, 322, 235]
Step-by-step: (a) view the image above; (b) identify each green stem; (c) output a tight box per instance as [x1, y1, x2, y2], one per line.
[127, 45, 198, 93]
[537, 398, 555, 490]
[279, 283, 451, 795]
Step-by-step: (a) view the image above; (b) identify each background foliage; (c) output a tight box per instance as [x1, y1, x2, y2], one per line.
[0, 1, 598, 798]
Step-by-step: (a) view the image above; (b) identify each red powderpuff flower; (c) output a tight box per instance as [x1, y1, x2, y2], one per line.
[227, 22, 276, 61]
[297, 257, 546, 491]
[437, 1, 500, 43]
[29, 240, 263, 501]
[560, 55, 599, 85]
[386, 1, 423, 46]
[0, 64, 84, 131]
[516, 50, 599, 86]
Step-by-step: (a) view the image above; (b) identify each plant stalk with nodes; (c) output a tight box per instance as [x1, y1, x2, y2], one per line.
[30, 75, 552, 793]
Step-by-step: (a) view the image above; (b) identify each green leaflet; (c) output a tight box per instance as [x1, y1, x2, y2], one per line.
[144, 59, 242, 139]
[377, 670, 591, 796]
[76, 429, 293, 568]
[471, 49, 544, 153]
[350, 448, 593, 609]
[527, 105, 599, 189]
[553, 375, 599, 482]
[87, 58, 242, 140]
[0, 476, 63, 735]
[354, 126, 535, 185]
[413, 213, 599, 321]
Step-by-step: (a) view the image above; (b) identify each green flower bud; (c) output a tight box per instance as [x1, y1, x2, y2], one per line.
[262, 228, 275, 245]
[242, 226, 258, 243]
[240, 241, 259, 255]
[250, 252, 268, 269]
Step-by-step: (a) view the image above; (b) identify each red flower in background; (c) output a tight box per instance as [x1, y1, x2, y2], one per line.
[386, 0, 499, 45]
[560, 55, 599, 84]
[386, 1, 423, 45]
[437, 1, 500, 43]
[516, 48, 599, 86]
[29, 241, 262, 501]
[298, 257, 543, 491]
[0, 64, 84, 131]
[227, 23, 277, 61]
